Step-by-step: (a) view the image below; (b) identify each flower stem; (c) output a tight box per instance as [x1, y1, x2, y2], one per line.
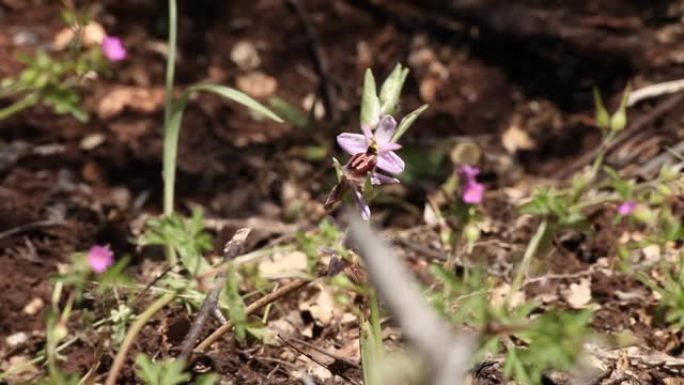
[162, 0, 179, 265]
[509, 219, 548, 301]
[163, 0, 178, 218]
[105, 292, 176, 385]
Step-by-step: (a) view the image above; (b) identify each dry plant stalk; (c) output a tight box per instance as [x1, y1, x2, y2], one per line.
[347, 215, 474, 385]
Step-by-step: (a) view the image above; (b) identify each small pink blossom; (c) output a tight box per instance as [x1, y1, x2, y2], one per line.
[101, 36, 127, 61]
[458, 165, 485, 204]
[87, 245, 114, 273]
[618, 200, 636, 216]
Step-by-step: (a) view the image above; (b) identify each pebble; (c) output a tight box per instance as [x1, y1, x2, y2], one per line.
[23, 297, 44, 316]
[6, 332, 28, 347]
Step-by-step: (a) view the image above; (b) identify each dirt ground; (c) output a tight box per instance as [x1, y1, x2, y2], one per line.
[1, 0, 684, 384]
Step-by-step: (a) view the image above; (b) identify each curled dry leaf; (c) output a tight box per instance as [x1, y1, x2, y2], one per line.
[97, 87, 165, 119]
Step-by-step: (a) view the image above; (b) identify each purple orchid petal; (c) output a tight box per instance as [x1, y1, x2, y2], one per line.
[361, 124, 373, 140]
[462, 181, 484, 204]
[374, 115, 397, 145]
[351, 186, 371, 220]
[618, 200, 636, 216]
[87, 245, 114, 273]
[377, 142, 402, 152]
[376, 151, 405, 174]
[370, 172, 400, 185]
[337, 133, 369, 155]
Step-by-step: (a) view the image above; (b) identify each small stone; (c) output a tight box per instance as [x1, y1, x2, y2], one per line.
[80, 133, 106, 151]
[230, 40, 261, 70]
[235, 71, 277, 99]
[6, 332, 28, 347]
[23, 297, 44, 315]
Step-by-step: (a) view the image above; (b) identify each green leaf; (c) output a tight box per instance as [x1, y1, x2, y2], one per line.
[225, 266, 248, 342]
[135, 354, 191, 385]
[268, 96, 308, 128]
[360, 69, 380, 127]
[138, 210, 213, 275]
[185, 84, 282, 123]
[379, 63, 409, 116]
[392, 104, 428, 143]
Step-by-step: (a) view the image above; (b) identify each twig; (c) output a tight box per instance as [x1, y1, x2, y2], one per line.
[105, 292, 177, 385]
[285, 0, 339, 122]
[178, 228, 251, 361]
[0, 219, 64, 241]
[347, 215, 473, 385]
[286, 336, 360, 369]
[194, 279, 310, 352]
[279, 335, 360, 385]
[628, 78, 684, 106]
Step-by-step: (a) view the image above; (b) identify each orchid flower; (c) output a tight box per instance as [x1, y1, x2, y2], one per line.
[87, 245, 114, 273]
[325, 115, 406, 220]
[458, 165, 484, 204]
[337, 115, 405, 176]
[101, 36, 127, 62]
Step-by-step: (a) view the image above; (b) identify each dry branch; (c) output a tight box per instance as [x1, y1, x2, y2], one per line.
[347, 215, 473, 385]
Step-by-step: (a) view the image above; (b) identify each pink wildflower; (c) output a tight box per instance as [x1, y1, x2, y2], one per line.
[87, 245, 114, 273]
[101, 36, 127, 61]
[618, 200, 636, 216]
[458, 165, 485, 204]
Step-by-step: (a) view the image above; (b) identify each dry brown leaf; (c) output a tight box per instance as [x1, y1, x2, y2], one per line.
[97, 87, 164, 119]
[502, 124, 536, 154]
[1, 355, 40, 384]
[258, 250, 308, 279]
[236, 71, 277, 99]
[563, 278, 592, 309]
[490, 283, 525, 308]
[53, 22, 106, 50]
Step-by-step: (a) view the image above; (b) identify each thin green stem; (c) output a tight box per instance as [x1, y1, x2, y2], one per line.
[0, 93, 39, 120]
[509, 219, 548, 300]
[368, 290, 383, 357]
[590, 130, 617, 178]
[163, 0, 178, 217]
[105, 293, 176, 385]
[161, 0, 179, 265]
[164, 0, 177, 132]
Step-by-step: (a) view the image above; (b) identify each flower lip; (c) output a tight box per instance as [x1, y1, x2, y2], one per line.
[462, 181, 484, 204]
[458, 165, 484, 204]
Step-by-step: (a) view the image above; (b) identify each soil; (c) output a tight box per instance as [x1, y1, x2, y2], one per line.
[1, 0, 683, 384]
